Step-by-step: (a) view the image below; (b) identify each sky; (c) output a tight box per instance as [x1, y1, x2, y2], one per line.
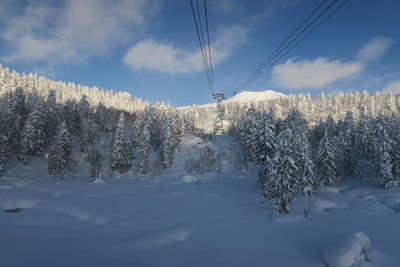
[0, 0, 399, 106]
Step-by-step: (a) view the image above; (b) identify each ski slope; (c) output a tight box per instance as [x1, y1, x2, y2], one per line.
[1, 135, 400, 267]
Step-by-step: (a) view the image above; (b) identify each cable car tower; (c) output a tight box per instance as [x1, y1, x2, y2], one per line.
[213, 93, 225, 134]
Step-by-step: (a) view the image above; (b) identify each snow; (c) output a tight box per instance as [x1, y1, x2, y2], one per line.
[324, 232, 371, 267]
[225, 90, 286, 103]
[1, 136, 400, 266]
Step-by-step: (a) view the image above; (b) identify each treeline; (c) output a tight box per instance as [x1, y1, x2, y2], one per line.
[191, 90, 399, 133]
[0, 87, 194, 180]
[236, 108, 400, 213]
[0, 64, 148, 114]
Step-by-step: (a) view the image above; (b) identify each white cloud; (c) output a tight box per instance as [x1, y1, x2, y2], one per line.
[383, 81, 400, 95]
[0, 0, 157, 64]
[123, 25, 247, 74]
[357, 37, 393, 62]
[272, 58, 362, 89]
[272, 36, 392, 89]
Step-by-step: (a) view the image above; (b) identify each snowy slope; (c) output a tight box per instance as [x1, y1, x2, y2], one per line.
[225, 90, 286, 103]
[1, 135, 400, 267]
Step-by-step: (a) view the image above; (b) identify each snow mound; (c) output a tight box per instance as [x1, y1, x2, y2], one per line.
[226, 90, 286, 103]
[324, 232, 371, 267]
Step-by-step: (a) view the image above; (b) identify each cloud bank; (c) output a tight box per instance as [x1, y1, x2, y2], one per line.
[272, 37, 392, 89]
[123, 25, 247, 75]
[0, 0, 157, 64]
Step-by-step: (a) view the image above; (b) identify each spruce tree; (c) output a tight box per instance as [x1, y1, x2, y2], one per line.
[160, 110, 175, 169]
[19, 103, 47, 165]
[357, 112, 371, 159]
[283, 109, 316, 196]
[371, 115, 397, 188]
[0, 135, 8, 177]
[88, 149, 103, 181]
[111, 113, 132, 173]
[315, 128, 340, 186]
[257, 112, 276, 184]
[264, 128, 299, 213]
[48, 122, 71, 180]
[340, 111, 357, 177]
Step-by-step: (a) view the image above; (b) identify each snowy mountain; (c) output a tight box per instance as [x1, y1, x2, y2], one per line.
[225, 90, 286, 103]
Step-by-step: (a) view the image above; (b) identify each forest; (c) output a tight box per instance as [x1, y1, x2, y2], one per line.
[1, 65, 400, 214]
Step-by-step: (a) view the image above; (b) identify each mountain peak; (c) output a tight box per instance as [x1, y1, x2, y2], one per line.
[225, 90, 286, 103]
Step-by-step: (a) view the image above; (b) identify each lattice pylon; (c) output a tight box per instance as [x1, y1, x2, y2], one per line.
[213, 93, 225, 135]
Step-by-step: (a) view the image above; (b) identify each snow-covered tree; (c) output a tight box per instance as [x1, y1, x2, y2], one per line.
[48, 122, 71, 180]
[88, 148, 102, 181]
[19, 103, 47, 165]
[160, 110, 175, 169]
[264, 128, 299, 213]
[0, 135, 8, 176]
[339, 111, 357, 177]
[315, 128, 340, 186]
[283, 109, 316, 196]
[78, 96, 94, 152]
[111, 113, 132, 173]
[357, 112, 371, 159]
[44, 90, 59, 140]
[371, 115, 397, 188]
[257, 112, 276, 184]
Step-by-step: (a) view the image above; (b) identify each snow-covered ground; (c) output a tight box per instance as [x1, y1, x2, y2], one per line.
[1, 136, 400, 267]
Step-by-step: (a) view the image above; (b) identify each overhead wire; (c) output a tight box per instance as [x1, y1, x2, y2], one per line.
[238, 0, 330, 91]
[244, 0, 340, 84]
[254, 0, 351, 77]
[203, 0, 214, 93]
[189, 0, 215, 95]
[237, 0, 350, 92]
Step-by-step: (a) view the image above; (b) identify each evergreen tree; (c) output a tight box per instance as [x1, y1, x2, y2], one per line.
[371, 115, 397, 188]
[264, 128, 299, 213]
[257, 112, 276, 184]
[315, 128, 340, 186]
[389, 115, 400, 180]
[357, 112, 371, 159]
[160, 110, 175, 169]
[111, 113, 132, 173]
[283, 109, 316, 196]
[19, 103, 47, 165]
[78, 95, 94, 152]
[48, 122, 71, 180]
[44, 90, 59, 140]
[340, 111, 357, 176]
[88, 149, 103, 181]
[62, 100, 80, 135]
[135, 107, 158, 174]
[0, 135, 8, 176]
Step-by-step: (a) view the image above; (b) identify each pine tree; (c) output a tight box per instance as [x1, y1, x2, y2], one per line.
[264, 128, 299, 213]
[111, 113, 132, 173]
[48, 122, 71, 180]
[315, 128, 340, 186]
[19, 103, 47, 165]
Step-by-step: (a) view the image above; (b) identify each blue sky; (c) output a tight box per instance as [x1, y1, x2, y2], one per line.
[0, 0, 399, 106]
